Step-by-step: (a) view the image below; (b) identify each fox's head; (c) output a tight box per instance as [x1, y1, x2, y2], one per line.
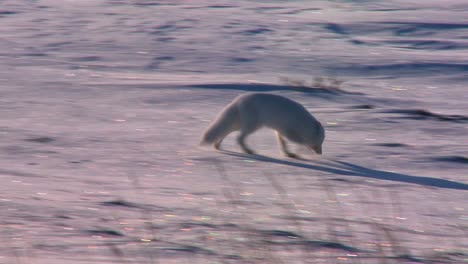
[307, 122, 325, 155]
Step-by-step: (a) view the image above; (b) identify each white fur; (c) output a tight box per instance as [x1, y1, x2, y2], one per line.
[201, 93, 325, 158]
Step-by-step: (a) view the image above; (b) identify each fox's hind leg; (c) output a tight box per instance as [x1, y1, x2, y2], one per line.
[237, 136, 254, 154]
[276, 131, 300, 159]
[214, 140, 222, 150]
[237, 128, 257, 154]
[236, 114, 259, 155]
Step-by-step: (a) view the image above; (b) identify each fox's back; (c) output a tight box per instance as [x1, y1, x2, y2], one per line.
[235, 93, 319, 129]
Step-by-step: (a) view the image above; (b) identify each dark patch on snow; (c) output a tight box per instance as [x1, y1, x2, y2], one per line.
[386, 22, 468, 36]
[264, 237, 361, 252]
[428, 251, 468, 262]
[3, 145, 58, 155]
[205, 5, 237, 9]
[0, 11, 18, 16]
[24, 137, 56, 143]
[72, 56, 102, 62]
[55, 214, 73, 219]
[156, 56, 174, 61]
[179, 222, 217, 229]
[101, 199, 141, 208]
[242, 27, 273, 35]
[350, 104, 375, 109]
[132, 1, 176, 7]
[24, 53, 48, 57]
[304, 240, 361, 252]
[281, 8, 322, 15]
[230, 57, 253, 63]
[382, 109, 468, 123]
[385, 39, 468, 50]
[85, 229, 124, 237]
[0, 169, 45, 178]
[68, 160, 91, 164]
[349, 39, 368, 45]
[373, 143, 408, 148]
[46, 41, 73, 48]
[248, 45, 265, 50]
[261, 229, 303, 238]
[371, 8, 419, 12]
[328, 178, 362, 183]
[155, 37, 175, 42]
[392, 254, 424, 262]
[324, 23, 347, 35]
[331, 62, 468, 76]
[163, 244, 216, 255]
[432, 156, 468, 165]
[187, 83, 359, 96]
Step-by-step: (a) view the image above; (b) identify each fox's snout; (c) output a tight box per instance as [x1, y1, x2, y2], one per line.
[311, 145, 322, 155]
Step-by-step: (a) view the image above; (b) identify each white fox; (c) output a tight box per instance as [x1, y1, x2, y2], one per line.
[200, 93, 325, 158]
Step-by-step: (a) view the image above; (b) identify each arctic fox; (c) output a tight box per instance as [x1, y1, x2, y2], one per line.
[200, 93, 325, 158]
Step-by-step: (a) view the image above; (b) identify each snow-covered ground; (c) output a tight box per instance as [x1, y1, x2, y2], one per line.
[0, 1, 467, 263]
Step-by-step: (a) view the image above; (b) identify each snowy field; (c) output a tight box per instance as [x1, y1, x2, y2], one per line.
[0, 0, 467, 263]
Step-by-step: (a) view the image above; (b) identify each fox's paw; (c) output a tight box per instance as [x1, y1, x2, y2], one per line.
[243, 149, 256, 155]
[214, 142, 221, 150]
[285, 152, 301, 159]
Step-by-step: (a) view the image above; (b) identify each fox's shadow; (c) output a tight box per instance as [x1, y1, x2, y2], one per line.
[221, 151, 468, 191]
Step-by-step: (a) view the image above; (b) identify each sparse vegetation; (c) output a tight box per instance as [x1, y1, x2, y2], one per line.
[3, 162, 465, 264]
[279, 76, 346, 93]
[92, 161, 467, 263]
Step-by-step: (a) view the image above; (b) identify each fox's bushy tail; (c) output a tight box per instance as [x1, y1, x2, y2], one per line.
[200, 103, 239, 146]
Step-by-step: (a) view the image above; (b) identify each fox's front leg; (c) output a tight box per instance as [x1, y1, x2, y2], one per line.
[276, 131, 301, 159]
[237, 133, 255, 154]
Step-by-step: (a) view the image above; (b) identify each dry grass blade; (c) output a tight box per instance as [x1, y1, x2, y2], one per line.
[214, 161, 285, 263]
[264, 173, 312, 263]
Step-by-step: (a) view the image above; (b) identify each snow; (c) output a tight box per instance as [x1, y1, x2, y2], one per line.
[0, 0, 467, 263]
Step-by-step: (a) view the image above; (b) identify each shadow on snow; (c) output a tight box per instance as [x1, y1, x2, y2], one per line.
[186, 83, 360, 96]
[220, 151, 468, 191]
